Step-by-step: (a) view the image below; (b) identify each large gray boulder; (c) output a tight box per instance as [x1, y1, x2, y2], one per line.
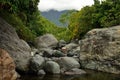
[57, 57, 80, 71]
[35, 34, 58, 49]
[79, 25, 120, 74]
[44, 61, 60, 74]
[30, 55, 45, 73]
[0, 17, 31, 72]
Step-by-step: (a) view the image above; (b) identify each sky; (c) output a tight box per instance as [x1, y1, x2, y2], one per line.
[38, 0, 94, 12]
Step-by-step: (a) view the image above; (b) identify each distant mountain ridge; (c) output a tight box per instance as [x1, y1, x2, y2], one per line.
[41, 10, 68, 27]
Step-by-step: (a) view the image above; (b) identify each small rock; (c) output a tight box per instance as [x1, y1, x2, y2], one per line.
[52, 50, 65, 57]
[30, 55, 45, 73]
[44, 61, 60, 74]
[37, 70, 46, 75]
[41, 48, 53, 57]
[58, 57, 80, 71]
[58, 40, 66, 48]
[64, 43, 78, 51]
[67, 52, 74, 57]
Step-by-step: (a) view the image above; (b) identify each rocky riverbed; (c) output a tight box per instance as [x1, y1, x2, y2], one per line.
[1, 17, 120, 79]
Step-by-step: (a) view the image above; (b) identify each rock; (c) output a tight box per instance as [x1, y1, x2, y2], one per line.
[52, 50, 65, 57]
[61, 47, 67, 54]
[64, 43, 78, 51]
[30, 55, 45, 73]
[79, 25, 120, 74]
[0, 17, 31, 72]
[67, 52, 74, 57]
[67, 46, 80, 57]
[44, 61, 60, 74]
[35, 34, 58, 49]
[44, 57, 52, 61]
[40, 48, 53, 57]
[51, 57, 61, 62]
[0, 49, 17, 80]
[64, 68, 86, 75]
[37, 70, 46, 75]
[58, 40, 66, 48]
[61, 43, 78, 54]
[31, 48, 39, 56]
[57, 57, 80, 71]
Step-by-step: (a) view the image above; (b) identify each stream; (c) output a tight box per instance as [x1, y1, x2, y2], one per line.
[21, 70, 120, 80]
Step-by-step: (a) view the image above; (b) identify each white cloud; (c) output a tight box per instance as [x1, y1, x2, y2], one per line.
[38, 0, 94, 12]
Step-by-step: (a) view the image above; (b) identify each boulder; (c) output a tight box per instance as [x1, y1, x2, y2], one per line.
[79, 25, 120, 74]
[35, 34, 58, 49]
[44, 61, 60, 74]
[0, 17, 31, 72]
[57, 57, 80, 71]
[0, 49, 17, 80]
[30, 55, 45, 73]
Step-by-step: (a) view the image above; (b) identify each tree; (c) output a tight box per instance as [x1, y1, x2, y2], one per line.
[67, 0, 120, 39]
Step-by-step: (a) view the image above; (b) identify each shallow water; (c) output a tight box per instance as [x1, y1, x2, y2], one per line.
[21, 70, 120, 80]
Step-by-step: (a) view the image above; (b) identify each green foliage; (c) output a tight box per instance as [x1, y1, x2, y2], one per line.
[0, 0, 74, 42]
[0, 0, 45, 42]
[0, 11, 36, 42]
[68, 0, 120, 39]
[40, 16, 73, 41]
[59, 10, 77, 25]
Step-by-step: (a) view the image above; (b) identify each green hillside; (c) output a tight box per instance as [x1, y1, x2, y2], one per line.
[41, 10, 68, 27]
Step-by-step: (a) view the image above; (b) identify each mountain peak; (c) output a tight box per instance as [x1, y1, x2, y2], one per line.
[41, 10, 69, 27]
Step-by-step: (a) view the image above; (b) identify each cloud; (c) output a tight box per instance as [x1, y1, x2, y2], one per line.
[38, 0, 94, 12]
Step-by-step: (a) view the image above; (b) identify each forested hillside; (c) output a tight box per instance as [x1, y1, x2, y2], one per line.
[0, 0, 72, 42]
[67, 0, 120, 39]
[0, 0, 120, 43]
[41, 10, 68, 27]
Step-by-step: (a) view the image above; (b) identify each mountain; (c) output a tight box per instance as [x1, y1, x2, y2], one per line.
[41, 10, 68, 27]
